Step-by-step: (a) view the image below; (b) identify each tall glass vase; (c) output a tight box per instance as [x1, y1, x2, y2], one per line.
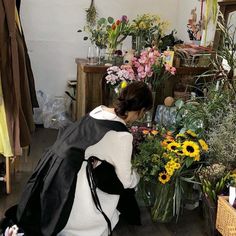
[133, 35, 146, 56]
[151, 182, 175, 223]
[143, 91, 156, 127]
[137, 179, 156, 207]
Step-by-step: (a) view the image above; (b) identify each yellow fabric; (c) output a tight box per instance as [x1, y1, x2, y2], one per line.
[0, 77, 13, 157]
[15, 6, 22, 34]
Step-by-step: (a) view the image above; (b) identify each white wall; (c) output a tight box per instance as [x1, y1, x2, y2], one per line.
[175, 0, 202, 43]
[20, 0, 200, 96]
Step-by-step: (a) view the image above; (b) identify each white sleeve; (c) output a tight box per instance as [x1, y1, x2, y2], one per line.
[85, 131, 140, 189]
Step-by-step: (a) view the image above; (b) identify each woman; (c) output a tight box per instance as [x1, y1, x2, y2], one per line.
[5, 81, 153, 236]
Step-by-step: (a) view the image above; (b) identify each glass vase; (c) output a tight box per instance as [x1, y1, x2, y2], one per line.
[151, 182, 175, 223]
[202, 194, 218, 236]
[137, 179, 156, 207]
[133, 35, 146, 56]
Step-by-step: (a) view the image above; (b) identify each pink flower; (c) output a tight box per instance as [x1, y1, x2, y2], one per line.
[137, 65, 144, 73]
[116, 20, 121, 26]
[170, 66, 176, 75]
[121, 15, 128, 23]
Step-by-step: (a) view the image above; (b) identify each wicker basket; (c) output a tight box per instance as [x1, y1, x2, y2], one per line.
[216, 196, 236, 236]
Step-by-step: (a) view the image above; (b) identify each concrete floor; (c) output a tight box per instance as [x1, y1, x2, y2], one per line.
[0, 127, 207, 235]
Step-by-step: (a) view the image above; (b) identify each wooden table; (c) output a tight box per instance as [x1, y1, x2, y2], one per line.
[75, 58, 210, 119]
[75, 58, 109, 119]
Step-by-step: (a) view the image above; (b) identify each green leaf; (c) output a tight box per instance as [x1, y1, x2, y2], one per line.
[175, 99, 184, 108]
[97, 17, 106, 25]
[107, 16, 114, 24]
[185, 157, 194, 168]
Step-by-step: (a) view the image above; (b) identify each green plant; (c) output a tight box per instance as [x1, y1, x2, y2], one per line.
[133, 128, 207, 221]
[198, 164, 230, 204]
[85, 0, 97, 26]
[129, 13, 169, 49]
[206, 103, 236, 169]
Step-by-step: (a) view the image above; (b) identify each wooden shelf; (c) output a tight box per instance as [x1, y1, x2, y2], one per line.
[75, 58, 109, 74]
[175, 67, 209, 75]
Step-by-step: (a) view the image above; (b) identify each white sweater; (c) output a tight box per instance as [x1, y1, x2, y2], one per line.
[58, 106, 140, 236]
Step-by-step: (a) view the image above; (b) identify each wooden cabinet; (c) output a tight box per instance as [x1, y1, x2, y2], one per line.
[75, 58, 209, 119]
[75, 59, 109, 119]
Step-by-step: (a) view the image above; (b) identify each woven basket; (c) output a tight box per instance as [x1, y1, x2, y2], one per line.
[216, 196, 236, 236]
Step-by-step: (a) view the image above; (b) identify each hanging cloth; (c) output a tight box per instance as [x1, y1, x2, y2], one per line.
[0, 73, 13, 157]
[0, 0, 22, 156]
[15, 5, 22, 34]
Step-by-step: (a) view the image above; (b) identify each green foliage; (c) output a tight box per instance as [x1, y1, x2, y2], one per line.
[198, 164, 230, 204]
[133, 138, 164, 182]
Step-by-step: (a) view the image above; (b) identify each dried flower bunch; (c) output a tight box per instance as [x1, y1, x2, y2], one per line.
[206, 104, 236, 169]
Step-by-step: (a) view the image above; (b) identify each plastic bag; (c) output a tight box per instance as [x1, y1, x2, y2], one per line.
[155, 105, 177, 128]
[33, 90, 48, 124]
[33, 90, 73, 129]
[42, 95, 73, 129]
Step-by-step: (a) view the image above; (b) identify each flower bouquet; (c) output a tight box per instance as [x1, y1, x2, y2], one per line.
[133, 129, 208, 222]
[132, 47, 176, 92]
[129, 13, 169, 53]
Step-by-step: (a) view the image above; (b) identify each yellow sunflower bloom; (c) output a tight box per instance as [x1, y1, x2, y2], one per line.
[174, 162, 181, 169]
[167, 141, 180, 152]
[176, 133, 186, 139]
[186, 130, 197, 137]
[161, 139, 173, 147]
[158, 172, 171, 184]
[194, 155, 200, 161]
[176, 150, 185, 156]
[182, 141, 200, 157]
[165, 167, 174, 176]
[198, 139, 209, 151]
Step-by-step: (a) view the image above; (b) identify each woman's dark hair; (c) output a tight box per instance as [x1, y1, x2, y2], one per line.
[114, 81, 153, 117]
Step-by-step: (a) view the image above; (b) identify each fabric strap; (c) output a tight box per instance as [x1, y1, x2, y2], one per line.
[86, 156, 113, 236]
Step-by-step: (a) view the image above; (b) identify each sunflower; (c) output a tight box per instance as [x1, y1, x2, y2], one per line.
[176, 133, 186, 139]
[161, 139, 173, 147]
[194, 155, 200, 161]
[198, 139, 209, 151]
[165, 167, 174, 176]
[158, 172, 171, 184]
[174, 162, 181, 169]
[176, 150, 184, 156]
[182, 141, 200, 157]
[186, 130, 197, 137]
[167, 141, 180, 152]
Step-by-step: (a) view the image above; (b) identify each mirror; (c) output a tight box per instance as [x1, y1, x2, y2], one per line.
[213, 0, 236, 49]
[228, 11, 236, 44]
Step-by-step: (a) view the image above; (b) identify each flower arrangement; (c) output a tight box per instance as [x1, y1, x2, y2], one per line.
[105, 64, 137, 93]
[107, 15, 130, 53]
[129, 13, 169, 49]
[198, 164, 230, 205]
[132, 128, 208, 222]
[132, 47, 176, 91]
[79, 15, 129, 51]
